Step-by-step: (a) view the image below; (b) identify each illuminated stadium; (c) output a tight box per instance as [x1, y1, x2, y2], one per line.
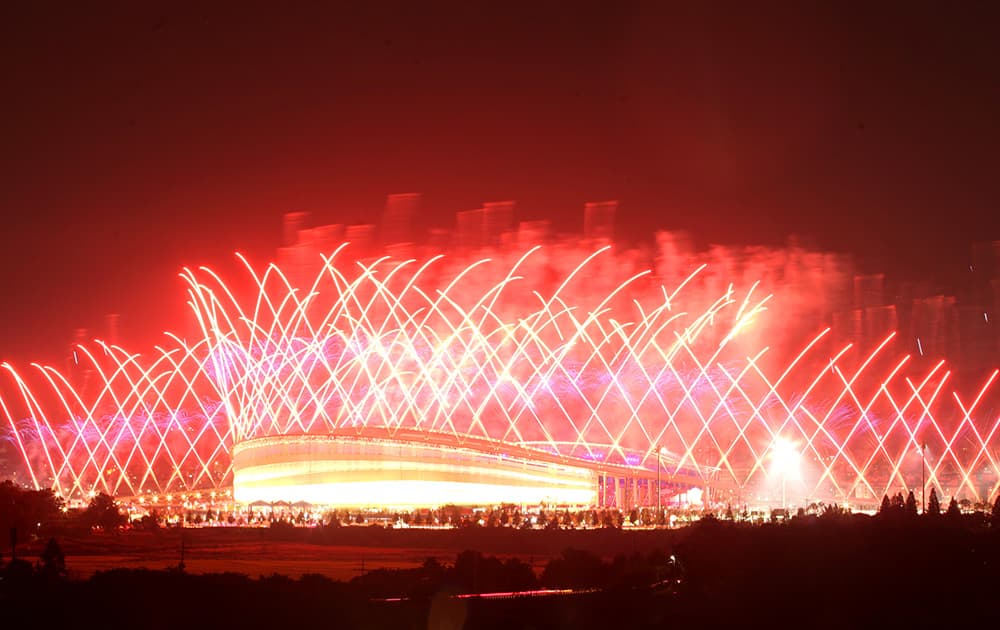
[1, 213, 999, 509]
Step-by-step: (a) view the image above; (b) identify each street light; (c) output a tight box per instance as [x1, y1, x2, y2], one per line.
[656, 445, 667, 527]
[920, 443, 928, 514]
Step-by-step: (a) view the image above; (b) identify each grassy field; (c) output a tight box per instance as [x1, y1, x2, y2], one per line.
[25, 527, 616, 580]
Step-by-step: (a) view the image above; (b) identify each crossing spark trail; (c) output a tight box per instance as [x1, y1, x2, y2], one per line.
[1, 245, 998, 506]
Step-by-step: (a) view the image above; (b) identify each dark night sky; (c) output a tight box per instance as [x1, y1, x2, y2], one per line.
[1, 2, 998, 364]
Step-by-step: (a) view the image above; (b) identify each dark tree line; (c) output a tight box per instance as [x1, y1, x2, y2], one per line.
[0, 480, 62, 536]
[876, 488, 1000, 524]
[81, 492, 127, 531]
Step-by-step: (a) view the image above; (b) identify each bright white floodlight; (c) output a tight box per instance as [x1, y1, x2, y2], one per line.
[770, 437, 801, 509]
[770, 437, 801, 477]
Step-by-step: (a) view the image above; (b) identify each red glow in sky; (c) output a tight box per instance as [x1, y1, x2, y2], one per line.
[0, 3, 998, 363]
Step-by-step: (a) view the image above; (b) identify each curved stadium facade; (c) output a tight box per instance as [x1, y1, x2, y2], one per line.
[2, 219, 1000, 509]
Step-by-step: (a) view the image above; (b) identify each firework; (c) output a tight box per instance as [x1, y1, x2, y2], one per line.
[2, 245, 998, 507]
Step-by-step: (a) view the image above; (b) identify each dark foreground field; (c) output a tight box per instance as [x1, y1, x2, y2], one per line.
[4, 514, 1000, 628]
[29, 524, 691, 579]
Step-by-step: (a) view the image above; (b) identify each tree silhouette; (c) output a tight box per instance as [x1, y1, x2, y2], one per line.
[879, 494, 891, 515]
[83, 492, 127, 532]
[927, 487, 941, 516]
[946, 497, 961, 519]
[904, 491, 918, 517]
[992, 494, 1000, 527]
[37, 537, 67, 581]
[0, 480, 63, 534]
[546, 513, 560, 530]
[140, 509, 162, 530]
[819, 503, 849, 521]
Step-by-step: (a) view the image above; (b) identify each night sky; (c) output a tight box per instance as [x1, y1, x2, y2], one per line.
[1, 3, 998, 364]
